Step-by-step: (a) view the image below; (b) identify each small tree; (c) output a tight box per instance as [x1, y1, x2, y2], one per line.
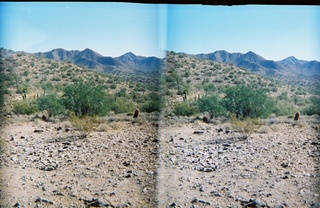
[141, 92, 164, 113]
[223, 84, 274, 119]
[62, 82, 113, 117]
[37, 93, 65, 116]
[173, 101, 198, 116]
[197, 95, 225, 118]
[303, 96, 320, 116]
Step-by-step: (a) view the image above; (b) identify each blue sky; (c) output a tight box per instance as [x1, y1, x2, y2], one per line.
[1, 3, 319, 61]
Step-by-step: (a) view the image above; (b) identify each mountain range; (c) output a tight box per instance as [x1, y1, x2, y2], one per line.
[194, 50, 320, 77]
[31, 48, 320, 79]
[33, 48, 164, 77]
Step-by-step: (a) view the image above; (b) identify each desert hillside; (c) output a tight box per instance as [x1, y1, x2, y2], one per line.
[0, 48, 319, 207]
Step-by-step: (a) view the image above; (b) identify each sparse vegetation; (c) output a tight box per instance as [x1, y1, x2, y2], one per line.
[12, 100, 38, 115]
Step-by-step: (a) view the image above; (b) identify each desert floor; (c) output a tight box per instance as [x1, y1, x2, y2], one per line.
[0, 114, 319, 208]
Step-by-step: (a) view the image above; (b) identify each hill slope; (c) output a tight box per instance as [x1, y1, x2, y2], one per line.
[163, 51, 316, 116]
[0, 48, 163, 115]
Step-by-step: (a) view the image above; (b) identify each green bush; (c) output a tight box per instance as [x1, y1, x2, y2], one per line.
[197, 95, 225, 118]
[173, 101, 198, 116]
[273, 100, 297, 116]
[13, 100, 38, 115]
[112, 97, 136, 114]
[37, 93, 66, 116]
[141, 92, 164, 113]
[116, 88, 127, 97]
[223, 84, 274, 119]
[203, 83, 216, 94]
[62, 82, 113, 117]
[303, 96, 320, 116]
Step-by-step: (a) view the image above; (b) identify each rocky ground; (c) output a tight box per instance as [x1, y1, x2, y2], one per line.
[0, 113, 159, 207]
[0, 114, 319, 208]
[156, 115, 320, 208]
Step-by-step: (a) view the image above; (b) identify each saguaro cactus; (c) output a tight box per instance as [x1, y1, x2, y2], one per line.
[133, 108, 140, 118]
[294, 111, 300, 121]
[202, 116, 208, 123]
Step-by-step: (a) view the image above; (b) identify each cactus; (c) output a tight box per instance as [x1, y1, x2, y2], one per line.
[202, 116, 208, 123]
[294, 111, 300, 121]
[133, 108, 140, 118]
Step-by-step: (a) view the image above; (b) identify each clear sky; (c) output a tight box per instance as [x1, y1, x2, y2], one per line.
[0, 2, 166, 58]
[1, 3, 319, 61]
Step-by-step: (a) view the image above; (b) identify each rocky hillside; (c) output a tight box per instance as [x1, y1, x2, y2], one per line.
[164, 51, 316, 110]
[0, 48, 163, 115]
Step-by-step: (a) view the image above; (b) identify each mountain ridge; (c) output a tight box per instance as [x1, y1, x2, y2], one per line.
[2, 47, 318, 80]
[193, 50, 320, 77]
[32, 48, 164, 78]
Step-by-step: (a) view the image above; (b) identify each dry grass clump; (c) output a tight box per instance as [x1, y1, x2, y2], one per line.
[257, 125, 273, 134]
[96, 123, 113, 132]
[69, 113, 100, 137]
[230, 114, 262, 135]
[222, 123, 232, 132]
[269, 124, 282, 132]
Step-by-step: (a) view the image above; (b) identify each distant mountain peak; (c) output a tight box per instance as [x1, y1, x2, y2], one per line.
[281, 56, 299, 63]
[118, 52, 140, 61]
[32, 48, 163, 76]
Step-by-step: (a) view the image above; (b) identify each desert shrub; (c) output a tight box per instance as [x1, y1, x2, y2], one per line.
[303, 96, 320, 116]
[116, 88, 127, 97]
[112, 97, 136, 114]
[197, 95, 225, 118]
[173, 101, 198, 116]
[142, 99, 163, 113]
[69, 112, 99, 137]
[273, 100, 297, 116]
[13, 100, 38, 115]
[37, 93, 66, 116]
[203, 83, 216, 93]
[16, 82, 30, 94]
[63, 82, 113, 117]
[277, 92, 289, 101]
[39, 81, 54, 91]
[177, 83, 191, 95]
[223, 84, 274, 118]
[141, 92, 164, 113]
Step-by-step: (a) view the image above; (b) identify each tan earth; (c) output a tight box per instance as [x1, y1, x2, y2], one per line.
[0, 113, 320, 208]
